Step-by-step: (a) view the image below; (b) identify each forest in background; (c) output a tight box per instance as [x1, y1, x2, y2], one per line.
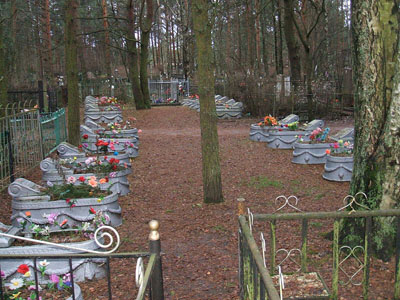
[0, 0, 353, 117]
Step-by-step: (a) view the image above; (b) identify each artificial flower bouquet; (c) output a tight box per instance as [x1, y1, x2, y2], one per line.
[326, 140, 354, 156]
[1, 262, 74, 300]
[257, 115, 278, 127]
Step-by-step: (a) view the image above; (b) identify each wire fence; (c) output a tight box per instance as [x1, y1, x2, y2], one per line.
[0, 105, 67, 191]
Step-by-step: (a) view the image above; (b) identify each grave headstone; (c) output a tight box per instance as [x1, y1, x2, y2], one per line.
[80, 125, 96, 136]
[301, 119, 325, 131]
[57, 142, 86, 158]
[280, 114, 299, 125]
[8, 178, 48, 199]
[331, 127, 354, 141]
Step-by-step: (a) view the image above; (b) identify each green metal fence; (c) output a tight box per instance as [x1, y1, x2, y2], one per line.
[40, 108, 67, 156]
[0, 108, 67, 191]
[239, 195, 400, 300]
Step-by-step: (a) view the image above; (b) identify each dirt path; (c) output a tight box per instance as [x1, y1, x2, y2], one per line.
[119, 106, 352, 300]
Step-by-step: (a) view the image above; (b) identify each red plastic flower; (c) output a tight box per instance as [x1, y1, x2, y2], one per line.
[17, 264, 29, 274]
[78, 144, 83, 149]
[82, 134, 89, 139]
[95, 140, 109, 147]
[89, 207, 96, 214]
[66, 198, 70, 204]
[60, 219, 68, 227]
[78, 176, 85, 182]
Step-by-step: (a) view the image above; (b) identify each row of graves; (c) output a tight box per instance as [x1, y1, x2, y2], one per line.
[249, 114, 354, 182]
[182, 95, 244, 119]
[0, 96, 140, 299]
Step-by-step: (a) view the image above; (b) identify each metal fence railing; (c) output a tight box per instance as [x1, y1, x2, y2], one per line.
[0, 107, 67, 191]
[148, 80, 189, 104]
[238, 194, 400, 300]
[40, 108, 68, 156]
[0, 222, 164, 300]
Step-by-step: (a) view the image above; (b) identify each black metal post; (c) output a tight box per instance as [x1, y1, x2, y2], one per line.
[38, 81, 44, 113]
[149, 220, 164, 300]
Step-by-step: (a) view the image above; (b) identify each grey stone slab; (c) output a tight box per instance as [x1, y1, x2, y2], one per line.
[279, 114, 299, 125]
[331, 127, 354, 141]
[300, 119, 325, 131]
[266, 131, 309, 149]
[8, 178, 48, 199]
[292, 142, 331, 164]
[10, 181, 122, 232]
[323, 155, 353, 182]
[0, 224, 21, 248]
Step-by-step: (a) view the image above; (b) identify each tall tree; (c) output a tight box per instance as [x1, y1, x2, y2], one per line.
[342, 0, 399, 260]
[65, 0, 80, 146]
[282, 0, 301, 89]
[192, 0, 223, 204]
[292, 0, 325, 120]
[0, 20, 8, 116]
[126, 0, 142, 108]
[101, 0, 112, 77]
[139, 0, 153, 108]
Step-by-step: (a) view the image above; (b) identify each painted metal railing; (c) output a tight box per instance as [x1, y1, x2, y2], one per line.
[238, 195, 400, 300]
[0, 221, 164, 300]
[0, 109, 42, 191]
[40, 108, 67, 156]
[0, 107, 67, 191]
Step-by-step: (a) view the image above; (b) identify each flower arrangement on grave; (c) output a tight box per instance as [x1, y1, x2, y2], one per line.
[106, 118, 136, 131]
[98, 96, 118, 106]
[298, 127, 330, 144]
[286, 121, 299, 131]
[59, 156, 128, 174]
[44, 175, 110, 202]
[1, 262, 74, 300]
[17, 207, 110, 243]
[258, 116, 278, 127]
[326, 140, 354, 156]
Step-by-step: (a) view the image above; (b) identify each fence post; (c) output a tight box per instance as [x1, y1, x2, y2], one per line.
[238, 198, 245, 300]
[149, 220, 164, 300]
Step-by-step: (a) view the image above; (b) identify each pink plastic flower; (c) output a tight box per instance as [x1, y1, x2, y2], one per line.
[49, 274, 59, 283]
[67, 176, 77, 184]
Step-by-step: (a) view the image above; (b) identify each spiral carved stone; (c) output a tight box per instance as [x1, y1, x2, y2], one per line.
[8, 178, 42, 198]
[40, 158, 57, 172]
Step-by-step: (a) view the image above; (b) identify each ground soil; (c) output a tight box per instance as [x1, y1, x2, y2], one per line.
[0, 106, 395, 300]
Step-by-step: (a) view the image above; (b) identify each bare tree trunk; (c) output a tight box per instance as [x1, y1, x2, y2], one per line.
[126, 0, 142, 108]
[102, 0, 112, 77]
[0, 22, 8, 116]
[65, 0, 80, 146]
[282, 0, 302, 88]
[43, 0, 54, 83]
[192, 0, 223, 203]
[342, 0, 400, 261]
[76, 0, 87, 78]
[139, 0, 154, 108]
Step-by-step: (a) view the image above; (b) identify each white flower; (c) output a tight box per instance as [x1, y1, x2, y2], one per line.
[81, 222, 91, 231]
[39, 260, 50, 267]
[6, 278, 23, 290]
[47, 181, 54, 187]
[40, 226, 50, 236]
[31, 225, 40, 232]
